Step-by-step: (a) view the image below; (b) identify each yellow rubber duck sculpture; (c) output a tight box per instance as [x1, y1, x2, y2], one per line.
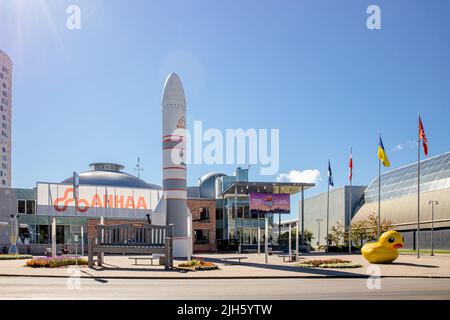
[361, 230, 404, 263]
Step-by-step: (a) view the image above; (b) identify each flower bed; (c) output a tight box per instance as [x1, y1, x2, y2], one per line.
[26, 256, 88, 268]
[177, 259, 219, 271]
[0, 254, 33, 260]
[296, 258, 362, 269]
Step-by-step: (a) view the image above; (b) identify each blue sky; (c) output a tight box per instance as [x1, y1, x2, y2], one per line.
[1, 0, 449, 220]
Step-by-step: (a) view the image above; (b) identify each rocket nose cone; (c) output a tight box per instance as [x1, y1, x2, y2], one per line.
[162, 72, 186, 105]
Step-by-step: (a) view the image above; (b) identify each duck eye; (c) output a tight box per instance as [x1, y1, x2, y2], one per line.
[388, 237, 395, 243]
[402, 236, 404, 242]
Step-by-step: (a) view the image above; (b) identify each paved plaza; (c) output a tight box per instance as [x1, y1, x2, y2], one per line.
[1, 252, 449, 279]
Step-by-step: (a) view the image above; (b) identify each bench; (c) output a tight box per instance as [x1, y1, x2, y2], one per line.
[221, 256, 248, 265]
[268, 250, 283, 256]
[88, 223, 173, 270]
[128, 255, 161, 266]
[279, 252, 298, 262]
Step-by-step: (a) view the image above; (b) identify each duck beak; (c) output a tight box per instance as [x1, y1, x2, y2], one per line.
[393, 244, 403, 249]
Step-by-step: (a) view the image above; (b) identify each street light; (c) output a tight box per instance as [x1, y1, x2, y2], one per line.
[315, 218, 323, 250]
[427, 200, 438, 256]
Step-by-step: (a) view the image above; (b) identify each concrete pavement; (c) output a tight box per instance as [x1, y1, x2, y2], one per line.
[0, 252, 449, 279]
[1, 277, 449, 299]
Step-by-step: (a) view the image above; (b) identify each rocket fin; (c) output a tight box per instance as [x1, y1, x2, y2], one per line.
[151, 196, 166, 226]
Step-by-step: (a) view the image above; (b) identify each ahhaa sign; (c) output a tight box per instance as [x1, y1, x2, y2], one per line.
[36, 182, 161, 218]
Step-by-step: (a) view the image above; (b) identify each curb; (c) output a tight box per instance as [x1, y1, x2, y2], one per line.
[1, 273, 450, 280]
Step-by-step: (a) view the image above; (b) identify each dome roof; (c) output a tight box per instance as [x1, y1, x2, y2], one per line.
[61, 162, 161, 190]
[197, 172, 226, 199]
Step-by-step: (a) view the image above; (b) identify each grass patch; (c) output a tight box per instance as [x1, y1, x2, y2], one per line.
[26, 256, 88, 268]
[0, 254, 33, 260]
[296, 258, 362, 269]
[399, 249, 450, 254]
[177, 259, 219, 271]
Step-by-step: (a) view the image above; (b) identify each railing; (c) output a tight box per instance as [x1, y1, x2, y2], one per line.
[97, 224, 173, 247]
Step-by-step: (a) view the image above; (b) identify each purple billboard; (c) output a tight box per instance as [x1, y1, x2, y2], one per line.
[249, 193, 290, 215]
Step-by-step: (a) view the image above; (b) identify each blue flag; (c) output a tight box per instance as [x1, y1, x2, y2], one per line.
[328, 160, 334, 187]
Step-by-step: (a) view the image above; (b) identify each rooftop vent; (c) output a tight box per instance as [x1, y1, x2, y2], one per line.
[89, 162, 125, 172]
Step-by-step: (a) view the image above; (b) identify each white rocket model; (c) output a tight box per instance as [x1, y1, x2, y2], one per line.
[152, 73, 192, 258]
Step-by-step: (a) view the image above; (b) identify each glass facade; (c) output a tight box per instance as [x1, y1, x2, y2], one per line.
[364, 152, 450, 203]
[18, 214, 88, 246]
[216, 196, 274, 245]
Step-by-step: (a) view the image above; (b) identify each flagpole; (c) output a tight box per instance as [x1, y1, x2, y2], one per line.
[349, 147, 352, 254]
[378, 134, 381, 239]
[326, 160, 330, 253]
[417, 113, 421, 258]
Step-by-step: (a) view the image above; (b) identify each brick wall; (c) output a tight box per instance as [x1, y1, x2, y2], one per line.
[87, 219, 148, 239]
[86, 200, 218, 253]
[188, 199, 216, 252]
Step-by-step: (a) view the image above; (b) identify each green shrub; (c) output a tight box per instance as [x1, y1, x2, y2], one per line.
[0, 254, 33, 260]
[296, 258, 362, 269]
[178, 259, 219, 271]
[26, 257, 88, 268]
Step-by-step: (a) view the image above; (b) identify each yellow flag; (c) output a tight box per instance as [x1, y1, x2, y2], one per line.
[377, 137, 390, 167]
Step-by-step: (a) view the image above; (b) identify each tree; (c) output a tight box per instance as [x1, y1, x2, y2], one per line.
[279, 228, 314, 243]
[367, 212, 392, 240]
[349, 220, 370, 247]
[327, 222, 344, 246]
[303, 229, 314, 243]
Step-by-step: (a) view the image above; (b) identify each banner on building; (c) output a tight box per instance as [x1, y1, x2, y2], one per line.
[249, 193, 290, 215]
[36, 182, 162, 218]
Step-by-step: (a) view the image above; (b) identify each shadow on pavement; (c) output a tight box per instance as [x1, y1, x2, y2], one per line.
[79, 269, 109, 283]
[391, 262, 438, 268]
[195, 256, 367, 278]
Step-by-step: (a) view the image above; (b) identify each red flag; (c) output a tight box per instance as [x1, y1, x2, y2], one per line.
[419, 116, 428, 156]
[349, 150, 353, 181]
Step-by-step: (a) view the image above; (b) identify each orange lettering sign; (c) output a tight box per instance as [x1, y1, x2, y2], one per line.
[52, 187, 149, 213]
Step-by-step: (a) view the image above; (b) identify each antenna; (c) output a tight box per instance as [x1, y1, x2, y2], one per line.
[134, 157, 144, 179]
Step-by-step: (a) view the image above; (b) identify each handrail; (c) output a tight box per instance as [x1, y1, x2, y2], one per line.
[96, 224, 173, 247]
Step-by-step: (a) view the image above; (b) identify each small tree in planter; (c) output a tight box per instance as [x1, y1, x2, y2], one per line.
[367, 213, 392, 240]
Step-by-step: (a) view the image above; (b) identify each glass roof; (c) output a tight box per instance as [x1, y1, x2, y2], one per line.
[364, 152, 450, 203]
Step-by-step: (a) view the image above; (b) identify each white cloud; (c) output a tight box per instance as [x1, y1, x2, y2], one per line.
[276, 169, 322, 184]
[391, 140, 417, 152]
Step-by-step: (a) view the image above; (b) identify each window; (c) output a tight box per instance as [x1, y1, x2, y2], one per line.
[199, 207, 210, 221]
[194, 230, 210, 244]
[18, 200, 25, 214]
[18, 200, 35, 214]
[216, 207, 223, 220]
[26, 200, 35, 214]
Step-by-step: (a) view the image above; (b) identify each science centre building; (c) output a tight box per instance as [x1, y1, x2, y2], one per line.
[0, 73, 311, 256]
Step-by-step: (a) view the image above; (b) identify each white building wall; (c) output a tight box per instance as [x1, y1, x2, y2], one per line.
[0, 49, 12, 188]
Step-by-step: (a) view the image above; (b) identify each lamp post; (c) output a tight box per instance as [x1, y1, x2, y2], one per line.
[427, 200, 438, 256]
[315, 218, 323, 250]
[73, 172, 80, 267]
